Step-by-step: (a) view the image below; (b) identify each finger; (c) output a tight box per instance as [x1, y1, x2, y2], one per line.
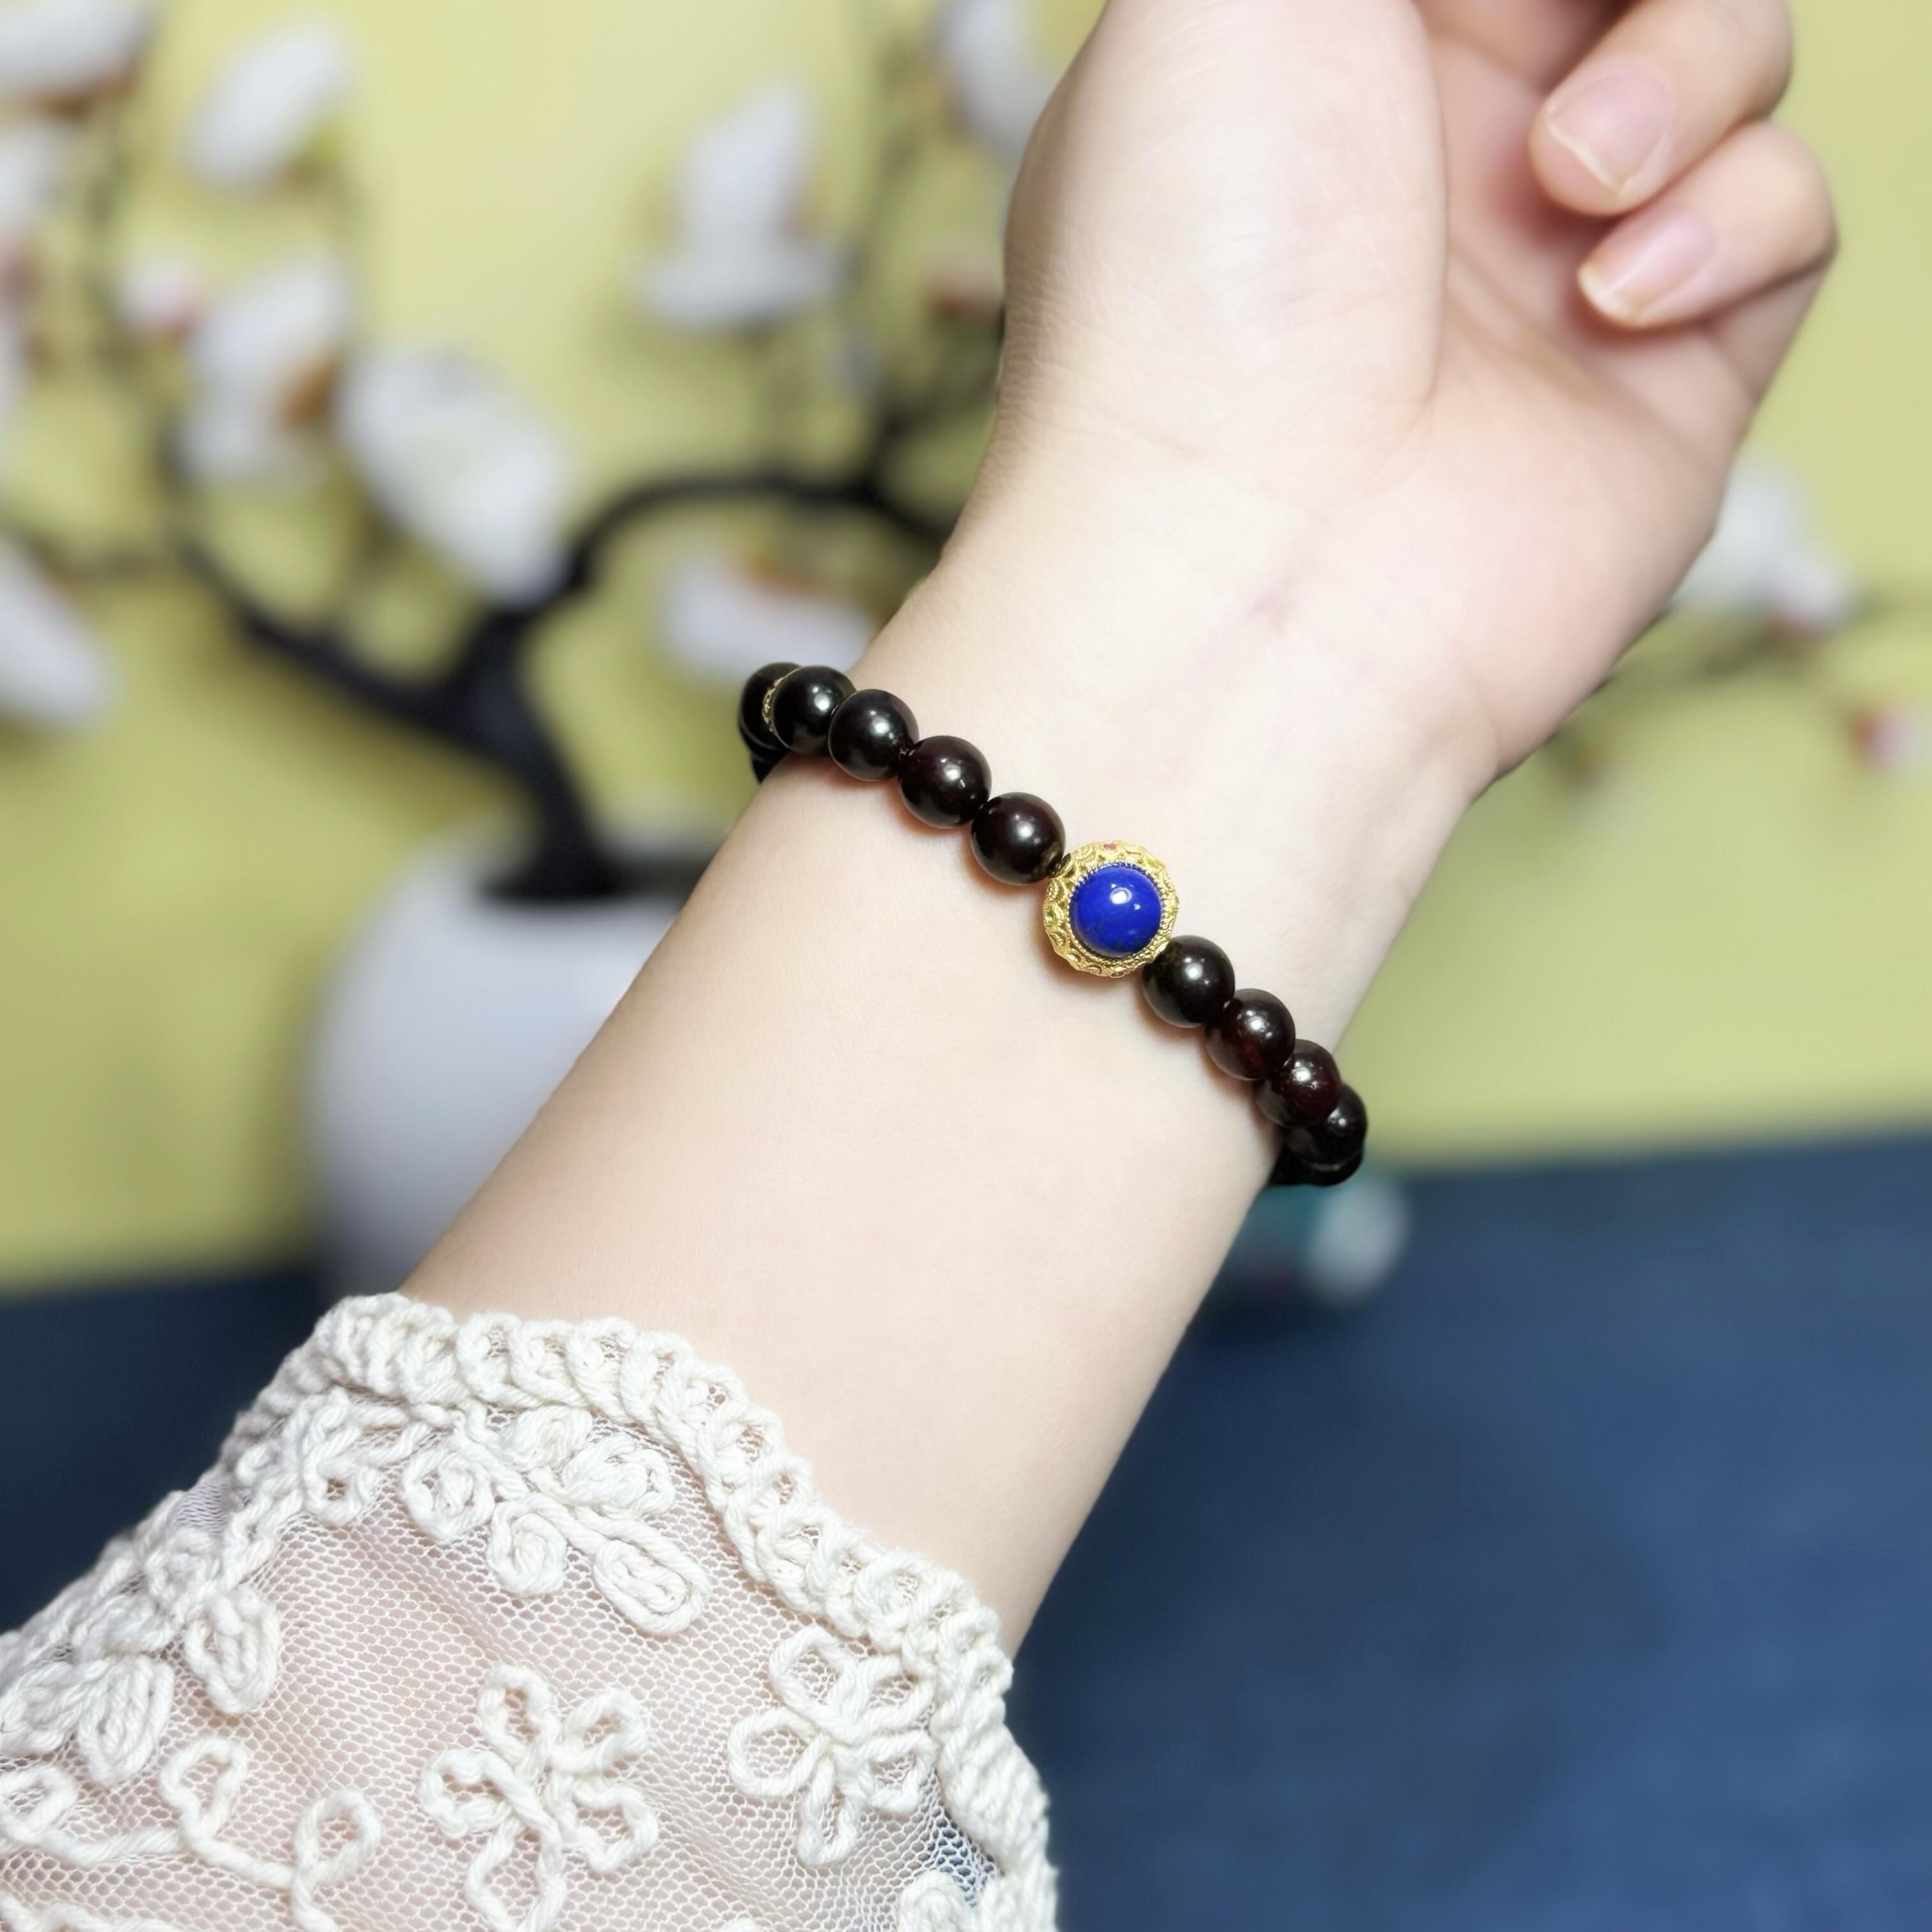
[1577, 121, 1836, 332]
[1531, 0, 1795, 215]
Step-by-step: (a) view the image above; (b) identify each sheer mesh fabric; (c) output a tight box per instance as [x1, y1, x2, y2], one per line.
[0, 1296, 1054, 1932]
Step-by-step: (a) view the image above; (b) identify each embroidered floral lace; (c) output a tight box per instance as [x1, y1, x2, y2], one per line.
[0, 1295, 1055, 1932]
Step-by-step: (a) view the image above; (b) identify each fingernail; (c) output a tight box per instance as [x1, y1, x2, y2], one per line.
[1544, 63, 1675, 194]
[1579, 208, 1719, 323]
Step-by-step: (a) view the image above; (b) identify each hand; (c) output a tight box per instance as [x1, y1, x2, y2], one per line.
[417, 2, 1837, 1636]
[978, 0, 1835, 786]
[413, 0, 1843, 1629]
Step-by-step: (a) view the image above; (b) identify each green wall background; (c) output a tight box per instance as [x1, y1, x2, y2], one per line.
[3, 0, 1928, 1283]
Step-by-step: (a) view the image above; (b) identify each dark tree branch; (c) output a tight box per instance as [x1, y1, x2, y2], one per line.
[1547, 584, 1932, 781]
[561, 464, 954, 599]
[178, 536, 626, 898]
[0, 517, 175, 585]
[173, 456, 965, 901]
[1606, 586, 1932, 707]
[178, 539, 438, 727]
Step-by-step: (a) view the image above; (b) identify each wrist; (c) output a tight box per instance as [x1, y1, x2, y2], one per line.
[857, 485, 1477, 1043]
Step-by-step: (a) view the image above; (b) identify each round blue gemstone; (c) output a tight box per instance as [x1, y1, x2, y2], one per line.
[1070, 862, 1164, 958]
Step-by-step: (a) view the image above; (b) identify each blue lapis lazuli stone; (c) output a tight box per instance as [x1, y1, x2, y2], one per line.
[1070, 862, 1164, 958]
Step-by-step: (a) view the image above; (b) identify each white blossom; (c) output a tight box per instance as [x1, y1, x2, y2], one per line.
[728, 1628, 934, 1867]
[1673, 460, 1859, 635]
[335, 346, 574, 604]
[634, 80, 843, 331]
[425, 1667, 658, 1932]
[0, 118, 71, 277]
[182, 18, 353, 190]
[659, 551, 873, 682]
[0, 0, 150, 107]
[0, 541, 115, 728]
[933, 0, 1057, 167]
[113, 252, 206, 339]
[176, 254, 353, 484]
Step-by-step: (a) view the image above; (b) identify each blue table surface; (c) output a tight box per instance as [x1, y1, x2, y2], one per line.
[4, 1135, 1929, 1929]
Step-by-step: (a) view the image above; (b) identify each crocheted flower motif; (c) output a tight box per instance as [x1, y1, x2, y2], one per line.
[398, 1407, 709, 1637]
[0, 1653, 174, 1786]
[422, 1664, 659, 1932]
[728, 1627, 936, 1867]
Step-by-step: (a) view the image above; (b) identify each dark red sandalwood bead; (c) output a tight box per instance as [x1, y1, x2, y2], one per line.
[900, 735, 992, 827]
[970, 793, 1066, 884]
[828, 689, 919, 781]
[769, 665, 855, 756]
[1257, 1040, 1344, 1129]
[1303, 1152, 1365, 1188]
[1206, 988, 1296, 1084]
[1140, 937, 1236, 1029]
[1271, 1145, 1364, 1189]
[1282, 1082, 1369, 1169]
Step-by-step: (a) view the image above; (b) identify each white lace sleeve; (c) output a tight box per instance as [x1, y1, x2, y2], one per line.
[0, 1294, 1055, 1932]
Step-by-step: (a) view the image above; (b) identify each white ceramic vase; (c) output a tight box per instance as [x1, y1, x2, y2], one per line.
[307, 829, 706, 1298]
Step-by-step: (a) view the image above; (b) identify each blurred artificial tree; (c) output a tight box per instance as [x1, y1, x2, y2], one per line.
[0, 0, 1052, 896]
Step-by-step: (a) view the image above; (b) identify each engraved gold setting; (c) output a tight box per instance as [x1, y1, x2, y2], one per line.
[1041, 840, 1178, 978]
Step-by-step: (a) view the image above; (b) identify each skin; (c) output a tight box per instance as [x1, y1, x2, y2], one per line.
[417, 0, 1834, 1640]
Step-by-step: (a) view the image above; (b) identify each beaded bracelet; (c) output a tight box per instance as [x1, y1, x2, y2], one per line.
[739, 661, 1368, 1188]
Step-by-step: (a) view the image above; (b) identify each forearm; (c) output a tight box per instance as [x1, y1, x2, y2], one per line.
[411, 493, 1473, 1638]
[404, 0, 1838, 1644]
